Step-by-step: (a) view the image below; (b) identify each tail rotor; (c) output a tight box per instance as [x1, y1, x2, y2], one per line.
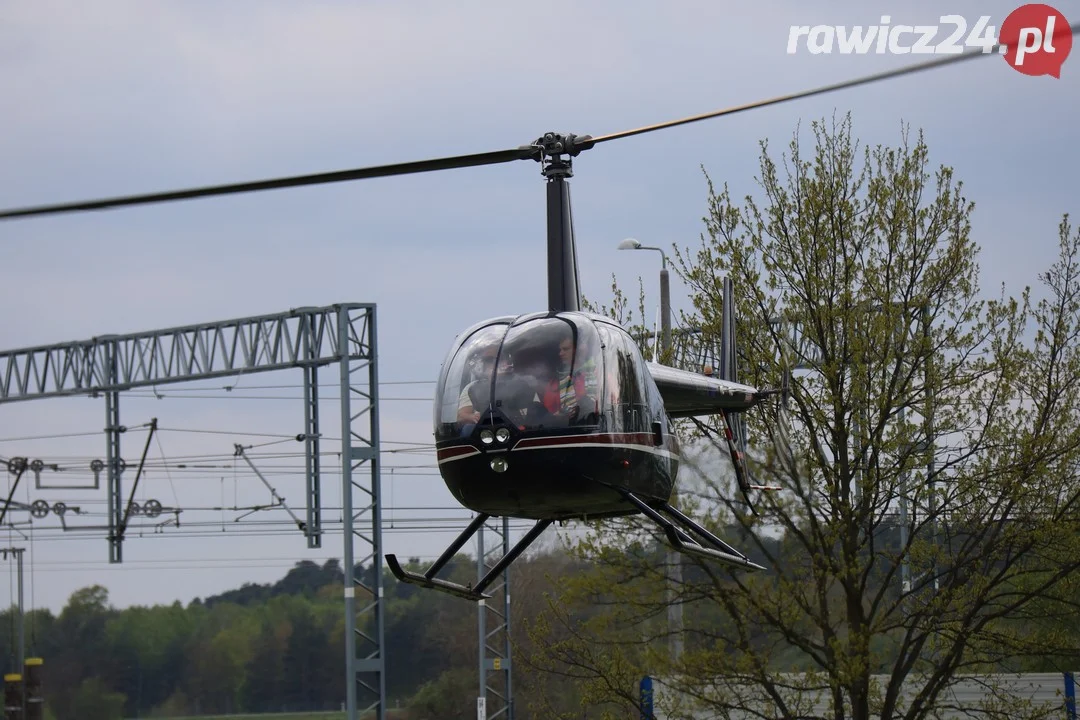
[692, 276, 789, 511]
[717, 278, 782, 506]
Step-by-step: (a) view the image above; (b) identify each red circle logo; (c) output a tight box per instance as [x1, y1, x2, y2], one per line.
[1000, 4, 1072, 77]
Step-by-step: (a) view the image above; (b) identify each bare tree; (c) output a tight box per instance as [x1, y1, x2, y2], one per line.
[530, 114, 1080, 720]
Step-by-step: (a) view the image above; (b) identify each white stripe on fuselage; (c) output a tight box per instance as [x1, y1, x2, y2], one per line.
[512, 441, 680, 463]
[436, 438, 679, 464]
[436, 448, 481, 465]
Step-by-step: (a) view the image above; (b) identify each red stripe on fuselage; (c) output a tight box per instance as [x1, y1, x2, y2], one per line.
[514, 432, 678, 454]
[435, 432, 680, 464]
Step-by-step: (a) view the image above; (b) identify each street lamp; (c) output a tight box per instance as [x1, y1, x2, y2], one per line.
[618, 237, 681, 666]
[618, 238, 670, 358]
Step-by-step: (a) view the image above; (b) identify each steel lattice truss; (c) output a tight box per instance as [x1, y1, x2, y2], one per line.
[0, 302, 386, 720]
[637, 318, 823, 377]
[478, 518, 512, 720]
[0, 305, 367, 402]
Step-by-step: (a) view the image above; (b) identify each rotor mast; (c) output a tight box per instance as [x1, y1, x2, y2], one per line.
[535, 133, 593, 314]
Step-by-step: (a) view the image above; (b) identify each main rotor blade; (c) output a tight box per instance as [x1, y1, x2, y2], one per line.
[591, 23, 1080, 145]
[0, 146, 537, 220]
[2, 22, 1076, 222]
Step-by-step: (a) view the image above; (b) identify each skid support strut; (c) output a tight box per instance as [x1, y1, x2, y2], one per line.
[386, 516, 552, 602]
[615, 490, 766, 571]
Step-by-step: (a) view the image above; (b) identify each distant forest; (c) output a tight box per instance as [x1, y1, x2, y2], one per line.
[1, 548, 587, 720]
[8, 512, 1080, 720]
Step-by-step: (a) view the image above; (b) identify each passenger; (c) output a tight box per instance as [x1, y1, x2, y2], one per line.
[543, 331, 599, 423]
[496, 352, 548, 425]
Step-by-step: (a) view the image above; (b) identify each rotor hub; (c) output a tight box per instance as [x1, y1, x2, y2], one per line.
[524, 132, 595, 179]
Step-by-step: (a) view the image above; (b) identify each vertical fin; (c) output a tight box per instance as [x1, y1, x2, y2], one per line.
[719, 277, 736, 383]
[719, 277, 751, 483]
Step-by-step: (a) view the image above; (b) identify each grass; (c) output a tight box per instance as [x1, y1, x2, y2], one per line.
[147, 711, 412, 720]
[199, 715, 343, 720]
[142, 714, 343, 720]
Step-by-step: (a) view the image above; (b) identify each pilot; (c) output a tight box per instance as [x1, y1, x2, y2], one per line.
[457, 343, 499, 434]
[544, 331, 599, 423]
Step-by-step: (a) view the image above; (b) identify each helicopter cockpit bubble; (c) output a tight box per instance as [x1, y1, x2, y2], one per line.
[492, 315, 603, 432]
[434, 312, 671, 441]
[434, 322, 510, 440]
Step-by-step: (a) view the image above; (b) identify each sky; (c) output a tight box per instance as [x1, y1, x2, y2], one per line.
[0, 0, 1077, 615]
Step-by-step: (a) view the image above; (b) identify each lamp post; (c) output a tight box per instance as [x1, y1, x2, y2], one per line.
[618, 239, 670, 361]
[617, 238, 682, 667]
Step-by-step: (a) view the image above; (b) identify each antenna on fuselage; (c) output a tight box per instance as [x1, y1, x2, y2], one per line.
[652, 306, 660, 363]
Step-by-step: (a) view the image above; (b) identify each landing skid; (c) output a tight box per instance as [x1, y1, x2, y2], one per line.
[616, 489, 766, 571]
[385, 513, 553, 602]
[385, 492, 763, 602]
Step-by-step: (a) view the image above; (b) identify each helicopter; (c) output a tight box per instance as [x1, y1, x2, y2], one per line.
[377, 132, 780, 601]
[0, 39, 1053, 602]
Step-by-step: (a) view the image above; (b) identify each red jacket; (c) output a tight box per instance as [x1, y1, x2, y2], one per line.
[543, 373, 586, 414]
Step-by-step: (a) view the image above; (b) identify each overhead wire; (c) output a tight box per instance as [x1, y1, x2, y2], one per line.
[0, 431, 129, 444]
[144, 381, 435, 389]
[123, 393, 431, 401]
[0, 429, 434, 448]
[23, 483, 36, 655]
[29, 529, 36, 654]
[6, 540, 12, 671]
[2, 447, 434, 465]
[153, 432, 181, 509]
[10, 522, 541, 542]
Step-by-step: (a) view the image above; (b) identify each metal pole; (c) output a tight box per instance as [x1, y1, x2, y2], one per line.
[477, 528, 486, 719]
[303, 315, 322, 549]
[659, 266, 671, 364]
[1065, 672, 1077, 720]
[898, 406, 910, 596]
[620, 240, 681, 666]
[14, 551, 21, 675]
[338, 305, 386, 720]
[618, 240, 682, 665]
[369, 309, 387, 720]
[340, 315, 357, 720]
[477, 517, 513, 719]
[922, 304, 938, 594]
[1, 549, 24, 676]
[659, 261, 682, 666]
[339, 332, 356, 720]
[105, 344, 123, 563]
[502, 515, 513, 720]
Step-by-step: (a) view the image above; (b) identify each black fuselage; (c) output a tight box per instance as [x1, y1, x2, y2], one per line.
[432, 310, 683, 519]
[437, 424, 680, 520]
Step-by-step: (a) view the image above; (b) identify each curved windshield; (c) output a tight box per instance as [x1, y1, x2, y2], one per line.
[491, 316, 603, 431]
[434, 323, 510, 441]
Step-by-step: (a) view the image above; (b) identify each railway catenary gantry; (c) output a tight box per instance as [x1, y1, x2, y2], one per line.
[0, 303, 387, 720]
